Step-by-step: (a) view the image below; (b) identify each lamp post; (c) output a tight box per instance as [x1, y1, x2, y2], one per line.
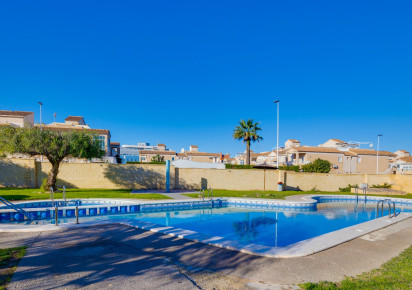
[274, 100, 280, 169]
[376, 134, 382, 174]
[38, 102, 43, 162]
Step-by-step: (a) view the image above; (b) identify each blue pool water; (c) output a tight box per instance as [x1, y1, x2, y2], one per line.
[41, 201, 412, 248]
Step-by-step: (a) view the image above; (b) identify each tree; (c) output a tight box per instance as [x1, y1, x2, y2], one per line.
[302, 158, 331, 173]
[0, 126, 105, 191]
[233, 119, 263, 165]
[151, 154, 165, 163]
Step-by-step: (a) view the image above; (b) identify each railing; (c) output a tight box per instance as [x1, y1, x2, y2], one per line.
[200, 188, 213, 201]
[377, 199, 397, 218]
[355, 187, 367, 203]
[0, 197, 34, 224]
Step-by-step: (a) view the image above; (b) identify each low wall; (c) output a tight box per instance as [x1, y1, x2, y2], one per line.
[0, 158, 411, 193]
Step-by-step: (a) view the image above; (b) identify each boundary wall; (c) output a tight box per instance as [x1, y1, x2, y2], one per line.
[0, 158, 411, 193]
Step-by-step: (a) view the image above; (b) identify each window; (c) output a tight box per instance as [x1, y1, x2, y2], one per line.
[338, 156, 342, 163]
[95, 136, 106, 150]
[358, 157, 362, 163]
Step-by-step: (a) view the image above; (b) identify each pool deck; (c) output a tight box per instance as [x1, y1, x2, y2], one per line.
[4, 217, 412, 289]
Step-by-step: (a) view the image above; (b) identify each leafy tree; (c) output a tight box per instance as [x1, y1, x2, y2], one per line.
[151, 154, 165, 163]
[302, 158, 331, 173]
[0, 126, 105, 190]
[233, 119, 263, 165]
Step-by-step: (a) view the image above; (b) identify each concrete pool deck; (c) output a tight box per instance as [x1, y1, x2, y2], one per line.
[4, 217, 412, 289]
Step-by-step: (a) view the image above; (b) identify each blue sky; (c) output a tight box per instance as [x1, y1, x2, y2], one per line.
[1, 1, 411, 155]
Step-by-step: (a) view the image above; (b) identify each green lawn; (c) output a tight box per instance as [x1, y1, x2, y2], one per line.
[0, 188, 171, 201]
[301, 245, 412, 289]
[0, 247, 27, 290]
[184, 189, 412, 200]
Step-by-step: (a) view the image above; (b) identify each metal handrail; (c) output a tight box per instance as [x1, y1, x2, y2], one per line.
[377, 199, 396, 218]
[0, 196, 34, 224]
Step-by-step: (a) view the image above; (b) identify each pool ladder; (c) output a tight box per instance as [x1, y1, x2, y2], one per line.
[377, 199, 397, 219]
[200, 188, 213, 201]
[355, 187, 367, 203]
[0, 196, 34, 224]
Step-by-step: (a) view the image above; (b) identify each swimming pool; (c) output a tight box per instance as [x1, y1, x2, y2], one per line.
[2, 195, 412, 257]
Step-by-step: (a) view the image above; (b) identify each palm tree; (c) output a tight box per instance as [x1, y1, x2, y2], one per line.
[233, 119, 263, 165]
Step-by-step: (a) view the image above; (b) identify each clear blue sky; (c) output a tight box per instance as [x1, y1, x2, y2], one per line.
[1, 1, 411, 155]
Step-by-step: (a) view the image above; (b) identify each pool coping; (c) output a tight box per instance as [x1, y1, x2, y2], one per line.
[1, 194, 412, 258]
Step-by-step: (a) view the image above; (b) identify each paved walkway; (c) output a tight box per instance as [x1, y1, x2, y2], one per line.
[5, 217, 412, 289]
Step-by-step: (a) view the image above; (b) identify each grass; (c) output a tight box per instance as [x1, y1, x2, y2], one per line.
[300, 245, 412, 289]
[0, 247, 27, 290]
[184, 189, 412, 200]
[0, 188, 171, 201]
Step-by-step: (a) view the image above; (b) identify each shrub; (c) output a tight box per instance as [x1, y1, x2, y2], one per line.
[40, 178, 49, 192]
[279, 165, 299, 172]
[302, 159, 331, 173]
[151, 154, 165, 163]
[225, 164, 254, 169]
[339, 184, 358, 192]
[371, 183, 392, 189]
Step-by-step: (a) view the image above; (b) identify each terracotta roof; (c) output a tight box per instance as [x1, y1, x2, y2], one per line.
[185, 152, 220, 157]
[349, 149, 396, 157]
[397, 150, 410, 153]
[38, 125, 110, 135]
[157, 144, 165, 146]
[0, 110, 33, 117]
[398, 156, 412, 163]
[139, 150, 176, 155]
[190, 145, 198, 148]
[110, 142, 120, 146]
[330, 139, 346, 143]
[65, 116, 84, 121]
[290, 146, 343, 154]
[286, 139, 300, 143]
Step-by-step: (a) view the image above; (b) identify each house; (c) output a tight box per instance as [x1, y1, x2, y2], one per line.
[139, 150, 177, 162]
[0, 110, 34, 127]
[395, 156, 412, 174]
[44, 116, 112, 156]
[285, 145, 396, 174]
[285, 139, 301, 148]
[120, 142, 170, 163]
[178, 145, 224, 163]
[318, 138, 348, 148]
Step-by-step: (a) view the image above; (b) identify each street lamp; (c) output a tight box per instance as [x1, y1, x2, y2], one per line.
[376, 134, 382, 174]
[38, 102, 43, 162]
[274, 100, 280, 169]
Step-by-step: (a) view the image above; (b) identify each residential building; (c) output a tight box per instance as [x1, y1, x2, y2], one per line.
[44, 116, 112, 157]
[0, 110, 34, 127]
[139, 150, 177, 162]
[137, 145, 228, 164]
[120, 142, 170, 163]
[395, 156, 412, 174]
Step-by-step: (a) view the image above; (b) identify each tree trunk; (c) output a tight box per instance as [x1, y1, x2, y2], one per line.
[246, 141, 250, 165]
[47, 162, 60, 191]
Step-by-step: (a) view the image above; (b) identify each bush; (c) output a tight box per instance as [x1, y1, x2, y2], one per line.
[302, 159, 331, 173]
[279, 165, 300, 172]
[339, 184, 358, 192]
[151, 154, 165, 163]
[225, 164, 254, 169]
[40, 178, 49, 192]
[371, 183, 392, 189]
